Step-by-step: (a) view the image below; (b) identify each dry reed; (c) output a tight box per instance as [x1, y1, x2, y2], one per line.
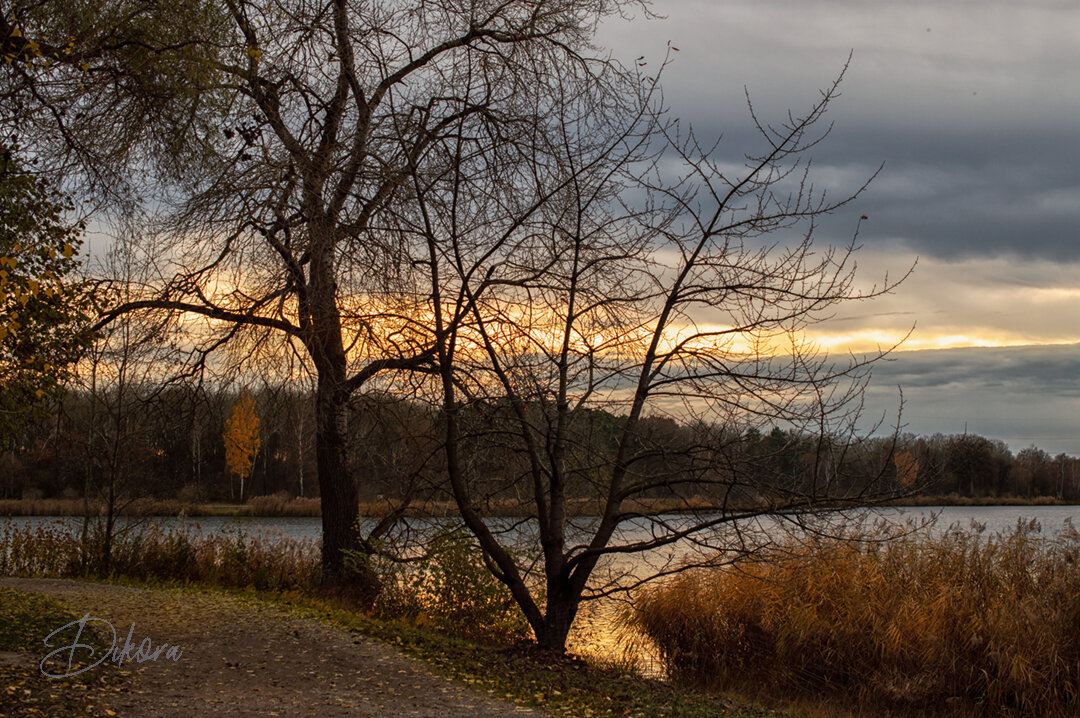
[0, 520, 320, 592]
[0, 495, 322, 517]
[632, 519, 1080, 717]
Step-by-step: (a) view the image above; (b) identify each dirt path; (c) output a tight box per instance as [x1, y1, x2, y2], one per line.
[1, 577, 548, 717]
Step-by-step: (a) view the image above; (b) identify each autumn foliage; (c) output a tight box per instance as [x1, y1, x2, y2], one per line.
[893, 449, 919, 489]
[223, 392, 260, 500]
[0, 148, 94, 438]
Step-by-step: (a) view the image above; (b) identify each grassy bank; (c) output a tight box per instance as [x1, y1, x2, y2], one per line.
[0, 496, 323, 517]
[234, 584, 786, 718]
[10, 512, 1079, 715]
[889, 494, 1071, 507]
[3, 495, 722, 518]
[632, 520, 1080, 717]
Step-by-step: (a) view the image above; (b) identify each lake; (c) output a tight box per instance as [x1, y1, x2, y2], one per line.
[7, 504, 1077, 541]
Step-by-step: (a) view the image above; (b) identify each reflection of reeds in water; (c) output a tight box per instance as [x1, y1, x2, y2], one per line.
[631, 519, 1080, 716]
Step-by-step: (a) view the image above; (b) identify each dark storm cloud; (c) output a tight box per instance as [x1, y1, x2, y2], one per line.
[820, 129, 1080, 261]
[667, 124, 1080, 261]
[870, 344, 1080, 397]
[598, 0, 1080, 261]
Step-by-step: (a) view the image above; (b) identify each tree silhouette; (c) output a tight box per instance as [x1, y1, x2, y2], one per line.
[78, 0, 649, 578]
[417, 62, 909, 650]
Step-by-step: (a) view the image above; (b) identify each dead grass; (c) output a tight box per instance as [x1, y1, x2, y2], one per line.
[0, 495, 322, 517]
[632, 519, 1080, 717]
[0, 520, 321, 591]
[244, 494, 322, 516]
[893, 494, 1067, 507]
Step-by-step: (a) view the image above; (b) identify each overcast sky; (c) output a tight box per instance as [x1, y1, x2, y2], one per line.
[598, 0, 1080, 454]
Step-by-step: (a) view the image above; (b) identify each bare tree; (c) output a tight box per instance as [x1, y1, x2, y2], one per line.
[411, 55, 911, 650]
[67, 233, 186, 572]
[12, 0, 911, 631]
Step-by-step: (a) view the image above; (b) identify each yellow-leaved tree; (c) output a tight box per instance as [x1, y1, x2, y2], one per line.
[223, 392, 259, 501]
[894, 450, 920, 489]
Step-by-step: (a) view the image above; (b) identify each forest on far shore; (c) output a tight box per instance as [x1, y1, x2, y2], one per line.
[3, 386, 1078, 507]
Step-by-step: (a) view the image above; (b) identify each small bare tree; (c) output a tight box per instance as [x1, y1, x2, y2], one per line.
[412, 57, 910, 650]
[68, 233, 186, 572]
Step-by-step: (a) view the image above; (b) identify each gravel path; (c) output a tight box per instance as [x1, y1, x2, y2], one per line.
[1, 577, 548, 717]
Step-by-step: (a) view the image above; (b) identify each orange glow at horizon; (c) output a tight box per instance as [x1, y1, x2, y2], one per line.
[803, 330, 1080, 354]
[95, 257, 1080, 383]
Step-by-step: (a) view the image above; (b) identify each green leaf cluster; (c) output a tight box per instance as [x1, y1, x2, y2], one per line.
[0, 148, 96, 440]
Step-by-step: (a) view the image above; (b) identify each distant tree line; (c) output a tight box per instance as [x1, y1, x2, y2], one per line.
[3, 387, 1077, 504]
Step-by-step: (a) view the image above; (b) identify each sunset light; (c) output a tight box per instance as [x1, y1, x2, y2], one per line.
[2, 1, 1077, 715]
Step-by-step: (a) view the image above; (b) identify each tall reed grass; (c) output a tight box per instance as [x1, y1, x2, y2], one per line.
[632, 520, 1080, 717]
[0, 520, 320, 591]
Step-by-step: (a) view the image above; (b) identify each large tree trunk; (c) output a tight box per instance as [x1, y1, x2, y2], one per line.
[314, 375, 360, 578]
[536, 584, 579, 652]
[306, 219, 366, 580]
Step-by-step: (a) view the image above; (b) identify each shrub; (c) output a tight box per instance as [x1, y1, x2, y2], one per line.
[369, 529, 531, 646]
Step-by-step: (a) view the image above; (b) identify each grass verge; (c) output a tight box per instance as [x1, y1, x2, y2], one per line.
[0, 586, 128, 717]
[257, 586, 789, 718]
[129, 578, 790, 718]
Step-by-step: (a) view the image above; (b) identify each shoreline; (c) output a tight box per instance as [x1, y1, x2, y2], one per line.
[0, 494, 1074, 519]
